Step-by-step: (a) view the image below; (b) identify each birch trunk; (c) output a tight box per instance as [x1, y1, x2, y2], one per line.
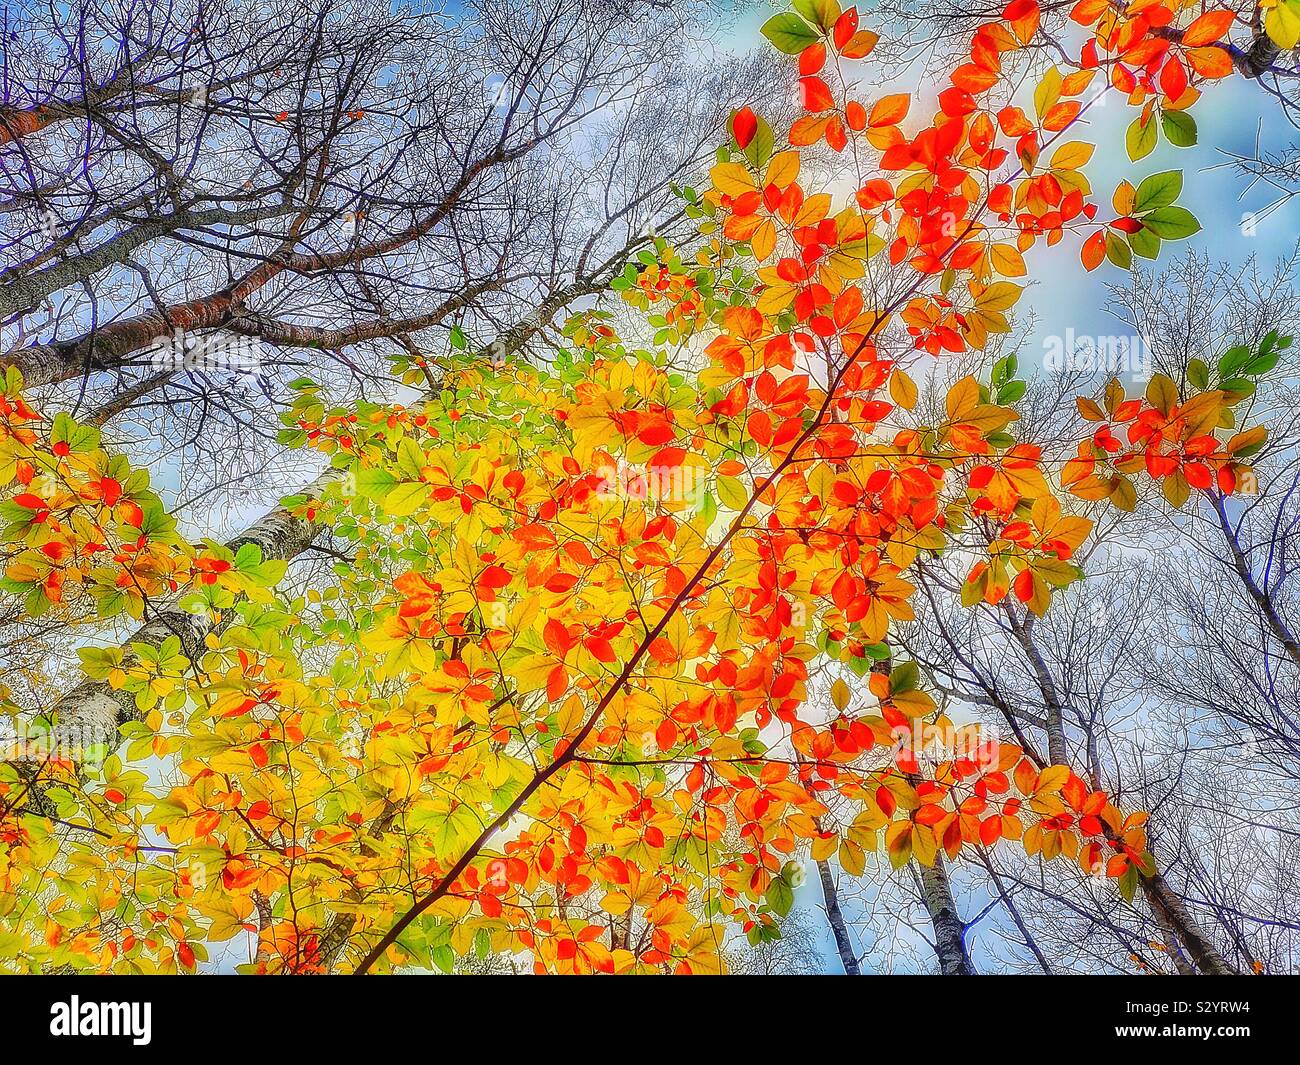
[816, 860, 861, 975]
[917, 857, 976, 975]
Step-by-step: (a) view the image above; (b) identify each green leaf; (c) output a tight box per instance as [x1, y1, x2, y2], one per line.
[383, 482, 431, 516]
[355, 467, 397, 498]
[1105, 232, 1132, 269]
[1187, 358, 1209, 391]
[890, 659, 920, 693]
[233, 542, 263, 570]
[1135, 170, 1182, 212]
[765, 873, 795, 917]
[1160, 109, 1197, 148]
[1217, 344, 1251, 378]
[395, 437, 425, 480]
[50, 412, 101, 454]
[793, 0, 840, 30]
[1118, 863, 1138, 903]
[760, 12, 820, 54]
[742, 114, 775, 170]
[1220, 376, 1255, 401]
[996, 379, 1026, 404]
[1243, 350, 1280, 376]
[1125, 114, 1158, 161]
[1128, 226, 1162, 260]
[1141, 206, 1200, 240]
[695, 488, 718, 532]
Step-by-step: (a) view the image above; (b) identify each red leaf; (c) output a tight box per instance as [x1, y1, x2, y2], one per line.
[584, 636, 616, 663]
[731, 106, 757, 149]
[799, 43, 826, 76]
[1184, 462, 1213, 490]
[1159, 57, 1187, 101]
[1012, 568, 1035, 602]
[833, 8, 858, 50]
[799, 76, 835, 113]
[546, 664, 568, 702]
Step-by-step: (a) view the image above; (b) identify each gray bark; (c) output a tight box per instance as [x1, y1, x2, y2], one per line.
[917, 857, 976, 975]
[1005, 607, 1069, 765]
[816, 859, 861, 975]
[1142, 867, 1239, 975]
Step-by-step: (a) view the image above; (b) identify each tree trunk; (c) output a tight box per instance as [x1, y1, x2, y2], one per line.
[816, 859, 861, 975]
[1142, 868, 1239, 975]
[1006, 607, 1068, 765]
[917, 857, 976, 975]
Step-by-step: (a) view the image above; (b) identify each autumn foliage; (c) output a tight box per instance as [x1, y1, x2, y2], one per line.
[0, 0, 1281, 974]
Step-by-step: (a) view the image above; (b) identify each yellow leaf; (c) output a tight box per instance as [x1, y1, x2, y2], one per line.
[974, 281, 1022, 313]
[600, 891, 632, 916]
[912, 823, 939, 867]
[1145, 373, 1178, 415]
[885, 821, 913, 869]
[831, 677, 850, 712]
[1035, 764, 1070, 794]
[764, 150, 800, 189]
[1034, 66, 1062, 120]
[989, 244, 1026, 277]
[716, 475, 750, 511]
[945, 375, 981, 421]
[812, 833, 838, 861]
[709, 161, 756, 197]
[889, 368, 918, 410]
[792, 193, 832, 228]
[893, 689, 935, 718]
[756, 281, 796, 316]
[1049, 141, 1094, 171]
[1112, 179, 1136, 217]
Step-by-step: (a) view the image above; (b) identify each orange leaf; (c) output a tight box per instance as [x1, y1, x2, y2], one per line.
[868, 94, 910, 127]
[841, 29, 879, 59]
[1080, 230, 1105, 271]
[799, 42, 826, 76]
[1181, 9, 1235, 47]
[1185, 46, 1234, 78]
